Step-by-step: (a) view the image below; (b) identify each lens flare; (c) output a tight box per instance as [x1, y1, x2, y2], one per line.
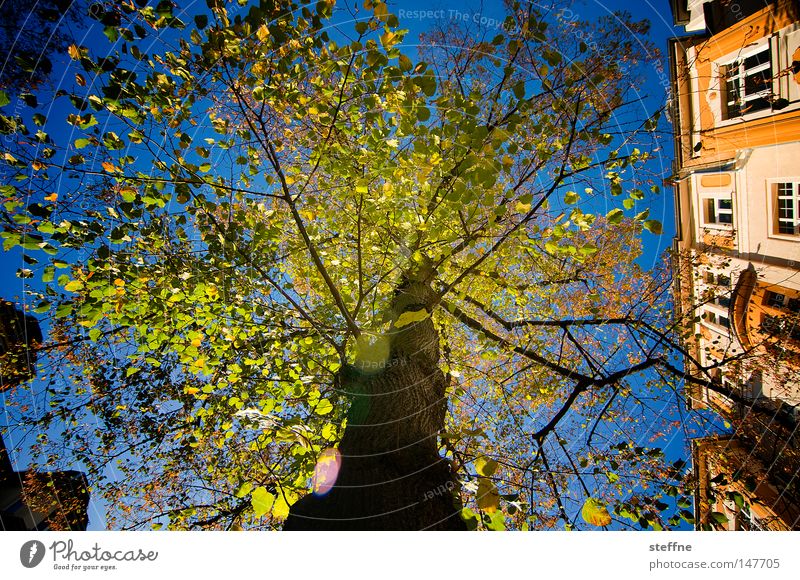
[312, 448, 341, 496]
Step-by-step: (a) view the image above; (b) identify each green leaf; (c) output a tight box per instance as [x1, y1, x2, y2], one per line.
[0, 91, 9, 107]
[483, 510, 506, 531]
[37, 222, 55, 234]
[475, 456, 498, 477]
[64, 280, 83, 292]
[251, 486, 275, 518]
[74, 138, 90, 149]
[234, 482, 252, 498]
[643, 220, 663, 235]
[315, 399, 333, 415]
[710, 511, 729, 526]
[103, 25, 119, 42]
[20, 93, 37, 107]
[54, 303, 73, 318]
[461, 508, 479, 530]
[606, 208, 624, 224]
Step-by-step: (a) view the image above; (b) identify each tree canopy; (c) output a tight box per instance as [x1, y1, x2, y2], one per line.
[0, 0, 746, 530]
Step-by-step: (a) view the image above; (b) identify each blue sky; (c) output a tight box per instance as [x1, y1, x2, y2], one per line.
[0, 0, 715, 530]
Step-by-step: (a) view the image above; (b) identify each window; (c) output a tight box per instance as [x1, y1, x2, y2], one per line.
[776, 182, 800, 235]
[761, 314, 800, 340]
[706, 311, 730, 329]
[721, 44, 772, 120]
[704, 197, 733, 225]
[713, 295, 731, 309]
[765, 292, 785, 308]
[765, 292, 800, 313]
[762, 314, 782, 335]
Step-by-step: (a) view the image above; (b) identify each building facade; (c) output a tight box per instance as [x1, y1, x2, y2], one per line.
[0, 300, 42, 391]
[669, 0, 800, 530]
[0, 436, 90, 531]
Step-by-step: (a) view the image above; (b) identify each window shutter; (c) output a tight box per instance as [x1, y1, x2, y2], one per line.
[781, 28, 800, 103]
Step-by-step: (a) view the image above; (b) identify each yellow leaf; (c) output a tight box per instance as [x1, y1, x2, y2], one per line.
[398, 53, 412, 72]
[475, 456, 498, 477]
[191, 336, 203, 347]
[44, 193, 58, 202]
[394, 308, 429, 328]
[256, 25, 270, 42]
[185, 387, 200, 395]
[101, 161, 118, 174]
[374, 2, 388, 19]
[354, 334, 390, 372]
[113, 278, 125, 286]
[477, 478, 500, 513]
[380, 31, 397, 50]
[64, 280, 83, 292]
[67, 44, 81, 60]
[271, 494, 291, 520]
[515, 200, 531, 213]
[581, 498, 612, 527]
[251, 486, 275, 517]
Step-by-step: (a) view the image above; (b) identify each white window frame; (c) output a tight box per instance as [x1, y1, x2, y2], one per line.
[777, 182, 800, 235]
[778, 23, 800, 104]
[713, 36, 778, 127]
[709, 25, 800, 129]
[703, 197, 734, 226]
[703, 305, 730, 333]
[766, 178, 800, 240]
[722, 43, 773, 119]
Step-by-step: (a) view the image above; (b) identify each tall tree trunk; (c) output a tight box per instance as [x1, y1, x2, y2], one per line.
[284, 273, 466, 530]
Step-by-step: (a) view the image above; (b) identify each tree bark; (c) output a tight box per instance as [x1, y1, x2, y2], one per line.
[284, 273, 466, 530]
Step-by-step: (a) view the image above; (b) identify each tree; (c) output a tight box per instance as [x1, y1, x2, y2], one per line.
[0, 0, 91, 93]
[0, 0, 745, 530]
